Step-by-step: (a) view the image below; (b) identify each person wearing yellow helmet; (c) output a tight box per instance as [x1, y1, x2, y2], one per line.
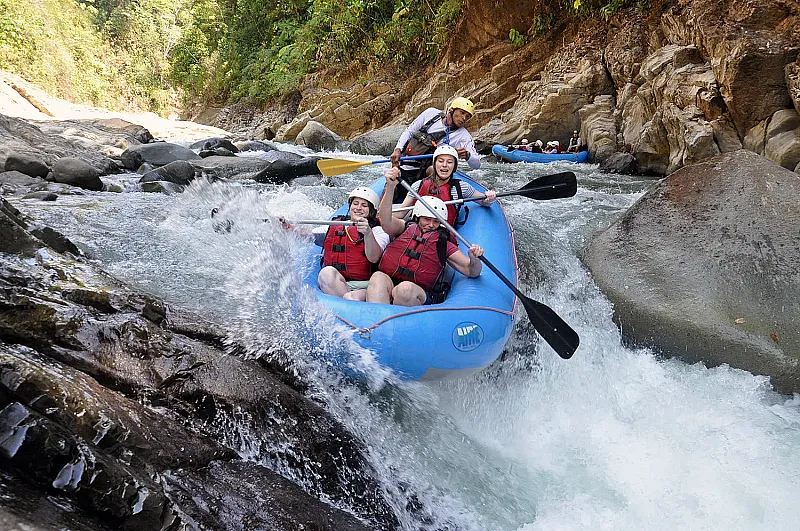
[388, 96, 481, 202]
[366, 167, 485, 306]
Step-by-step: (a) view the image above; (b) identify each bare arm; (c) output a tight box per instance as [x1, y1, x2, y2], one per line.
[446, 244, 484, 278]
[379, 168, 409, 237]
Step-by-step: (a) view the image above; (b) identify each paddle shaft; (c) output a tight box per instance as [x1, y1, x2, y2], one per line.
[398, 179, 579, 359]
[398, 180, 520, 291]
[392, 181, 573, 212]
[289, 219, 354, 226]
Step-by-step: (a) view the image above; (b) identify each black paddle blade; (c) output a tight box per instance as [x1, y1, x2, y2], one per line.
[518, 172, 577, 201]
[520, 294, 580, 359]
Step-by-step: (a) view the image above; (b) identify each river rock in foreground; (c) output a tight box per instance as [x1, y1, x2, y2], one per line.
[582, 150, 800, 394]
[0, 198, 396, 530]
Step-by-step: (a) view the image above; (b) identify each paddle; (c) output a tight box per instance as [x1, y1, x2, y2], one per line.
[317, 154, 433, 177]
[392, 172, 577, 212]
[399, 180, 579, 360]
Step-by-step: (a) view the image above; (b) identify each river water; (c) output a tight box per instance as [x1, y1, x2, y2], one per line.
[16, 152, 800, 530]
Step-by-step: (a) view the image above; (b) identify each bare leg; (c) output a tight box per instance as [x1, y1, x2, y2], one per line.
[318, 266, 349, 297]
[343, 289, 367, 301]
[391, 281, 427, 306]
[366, 272, 394, 304]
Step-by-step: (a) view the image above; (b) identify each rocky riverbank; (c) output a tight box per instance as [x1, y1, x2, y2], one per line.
[192, 0, 800, 177]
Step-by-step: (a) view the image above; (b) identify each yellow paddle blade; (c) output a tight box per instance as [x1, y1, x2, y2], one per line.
[316, 158, 373, 177]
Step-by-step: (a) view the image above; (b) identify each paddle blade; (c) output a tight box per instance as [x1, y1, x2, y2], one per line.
[316, 158, 372, 177]
[518, 172, 577, 200]
[520, 295, 580, 359]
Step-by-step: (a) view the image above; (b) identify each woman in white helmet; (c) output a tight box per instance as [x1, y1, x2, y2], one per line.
[390, 144, 497, 228]
[317, 186, 390, 301]
[366, 170, 485, 306]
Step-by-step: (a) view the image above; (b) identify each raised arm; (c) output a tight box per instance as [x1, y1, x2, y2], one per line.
[379, 168, 410, 237]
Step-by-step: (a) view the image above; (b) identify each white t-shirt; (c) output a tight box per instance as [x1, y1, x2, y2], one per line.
[394, 107, 481, 170]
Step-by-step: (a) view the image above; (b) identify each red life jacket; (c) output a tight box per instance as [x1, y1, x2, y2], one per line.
[378, 223, 449, 291]
[417, 178, 459, 226]
[322, 219, 372, 281]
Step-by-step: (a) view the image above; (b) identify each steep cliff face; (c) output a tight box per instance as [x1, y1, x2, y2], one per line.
[264, 0, 800, 176]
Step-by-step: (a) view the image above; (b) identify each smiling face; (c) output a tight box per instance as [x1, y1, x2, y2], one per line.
[448, 108, 472, 128]
[434, 154, 457, 180]
[349, 197, 372, 218]
[417, 216, 441, 232]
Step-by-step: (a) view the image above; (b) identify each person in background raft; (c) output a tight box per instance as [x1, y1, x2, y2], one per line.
[530, 139, 544, 153]
[567, 130, 582, 153]
[316, 187, 389, 301]
[391, 145, 496, 229]
[512, 138, 531, 151]
[366, 170, 485, 307]
[544, 140, 561, 154]
[388, 97, 481, 203]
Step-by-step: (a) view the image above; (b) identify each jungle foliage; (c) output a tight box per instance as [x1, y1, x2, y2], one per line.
[0, 0, 648, 113]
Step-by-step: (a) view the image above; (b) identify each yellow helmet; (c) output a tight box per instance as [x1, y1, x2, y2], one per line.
[449, 97, 475, 117]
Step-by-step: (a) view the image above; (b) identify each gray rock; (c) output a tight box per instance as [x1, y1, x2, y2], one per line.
[350, 124, 406, 155]
[295, 120, 342, 151]
[0, 203, 400, 527]
[235, 140, 278, 152]
[21, 191, 58, 201]
[189, 137, 239, 153]
[52, 158, 103, 191]
[140, 160, 196, 186]
[599, 152, 636, 174]
[120, 142, 200, 170]
[582, 150, 800, 393]
[140, 180, 183, 194]
[4, 153, 49, 178]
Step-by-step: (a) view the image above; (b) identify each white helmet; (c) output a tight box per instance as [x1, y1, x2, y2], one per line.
[433, 144, 459, 165]
[348, 186, 379, 210]
[521, 138, 529, 144]
[412, 196, 448, 220]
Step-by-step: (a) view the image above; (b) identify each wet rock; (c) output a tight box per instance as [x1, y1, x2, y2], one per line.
[350, 124, 406, 155]
[582, 150, 800, 393]
[599, 152, 637, 174]
[0, 202, 399, 528]
[295, 120, 346, 152]
[52, 158, 103, 191]
[234, 140, 277, 152]
[189, 137, 239, 153]
[120, 143, 200, 171]
[140, 180, 183, 194]
[21, 191, 58, 201]
[163, 460, 375, 531]
[4, 153, 49, 178]
[139, 160, 197, 186]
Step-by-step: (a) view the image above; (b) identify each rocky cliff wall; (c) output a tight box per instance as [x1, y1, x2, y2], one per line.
[228, 0, 800, 176]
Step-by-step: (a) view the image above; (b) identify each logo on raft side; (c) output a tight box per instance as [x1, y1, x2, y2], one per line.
[452, 322, 484, 352]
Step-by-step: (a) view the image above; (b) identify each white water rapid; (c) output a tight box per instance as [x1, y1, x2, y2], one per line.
[20, 155, 800, 531]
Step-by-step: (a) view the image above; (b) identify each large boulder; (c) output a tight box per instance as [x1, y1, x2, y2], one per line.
[295, 120, 346, 152]
[51, 157, 103, 191]
[3, 153, 49, 178]
[140, 160, 197, 185]
[120, 142, 201, 171]
[350, 124, 407, 155]
[582, 150, 800, 393]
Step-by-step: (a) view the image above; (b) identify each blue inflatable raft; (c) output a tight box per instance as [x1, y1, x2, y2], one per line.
[303, 172, 518, 381]
[492, 144, 588, 164]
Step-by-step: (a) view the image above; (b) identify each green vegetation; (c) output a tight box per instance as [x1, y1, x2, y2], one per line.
[0, 0, 650, 115]
[509, 29, 526, 47]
